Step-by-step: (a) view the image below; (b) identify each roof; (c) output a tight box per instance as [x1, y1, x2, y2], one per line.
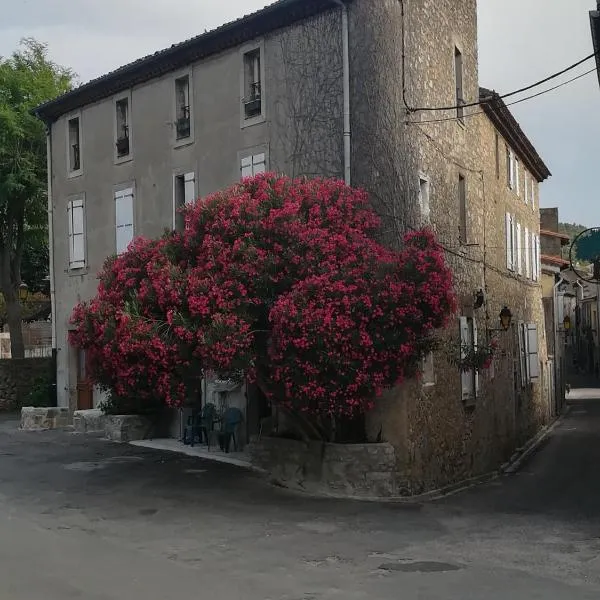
[479, 87, 551, 183]
[540, 229, 571, 245]
[541, 254, 570, 268]
[590, 4, 600, 89]
[33, 0, 349, 122]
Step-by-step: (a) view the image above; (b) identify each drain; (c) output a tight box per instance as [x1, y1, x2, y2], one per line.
[379, 561, 462, 573]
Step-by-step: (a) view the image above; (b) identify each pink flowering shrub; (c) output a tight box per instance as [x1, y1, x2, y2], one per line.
[69, 175, 456, 415]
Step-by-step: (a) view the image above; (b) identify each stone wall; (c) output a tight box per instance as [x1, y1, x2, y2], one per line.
[0, 358, 54, 412]
[249, 437, 398, 498]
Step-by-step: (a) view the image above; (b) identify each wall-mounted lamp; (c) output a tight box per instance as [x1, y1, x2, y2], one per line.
[499, 306, 513, 331]
[563, 315, 571, 331]
[18, 282, 29, 302]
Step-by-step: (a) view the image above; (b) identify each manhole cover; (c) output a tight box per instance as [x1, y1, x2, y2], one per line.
[379, 561, 462, 573]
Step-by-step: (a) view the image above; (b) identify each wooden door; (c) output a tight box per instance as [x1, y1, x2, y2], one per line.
[76, 349, 93, 410]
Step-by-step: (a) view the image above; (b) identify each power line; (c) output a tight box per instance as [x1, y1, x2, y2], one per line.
[408, 67, 596, 125]
[408, 52, 596, 113]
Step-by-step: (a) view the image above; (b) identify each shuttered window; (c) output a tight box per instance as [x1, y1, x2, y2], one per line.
[115, 188, 134, 255]
[524, 227, 530, 279]
[67, 197, 86, 269]
[241, 153, 266, 178]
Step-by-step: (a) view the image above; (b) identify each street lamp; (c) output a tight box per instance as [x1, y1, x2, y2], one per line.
[499, 306, 513, 331]
[18, 282, 29, 302]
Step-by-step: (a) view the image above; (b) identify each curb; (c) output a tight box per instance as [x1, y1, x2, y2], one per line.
[500, 405, 570, 475]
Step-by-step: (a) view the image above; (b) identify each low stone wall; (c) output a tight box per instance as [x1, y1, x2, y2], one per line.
[0, 357, 54, 411]
[104, 415, 153, 443]
[21, 407, 69, 430]
[73, 409, 106, 434]
[249, 437, 398, 498]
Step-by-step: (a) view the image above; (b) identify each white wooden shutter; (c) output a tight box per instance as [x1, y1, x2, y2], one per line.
[535, 235, 541, 281]
[531, 178, 535, 210]
[518, 322, 527, 387]
[524, 227, 530, 279]
[252, 153, 266, 175]
[68, 198, 85, 269]
[509, 150, 515, 189]
[241, 156, 253, 178]
[515, 157, 520, 195]
[183, 172, 195, 205]
[115, 188, 134, 255]
[505, 213, 513, 270]
[524, 172, 529, 204]
[511, 217, 517, 272]
[526, 323, 540, 381]
[516, 222, 522, 275]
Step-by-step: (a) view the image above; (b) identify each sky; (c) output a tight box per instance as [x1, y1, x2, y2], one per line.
[2, 0, 599, 226]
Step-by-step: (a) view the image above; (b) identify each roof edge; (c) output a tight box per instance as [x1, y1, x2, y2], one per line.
[479, 86, 551, 182]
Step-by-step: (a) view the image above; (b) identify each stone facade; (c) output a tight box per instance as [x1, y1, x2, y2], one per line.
[20, 406, 69, 430]
[0, 357, 54, 412]
[249, 437, 398, 498]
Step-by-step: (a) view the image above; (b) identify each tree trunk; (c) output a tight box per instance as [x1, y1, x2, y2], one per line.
[5, 290, 24, 359]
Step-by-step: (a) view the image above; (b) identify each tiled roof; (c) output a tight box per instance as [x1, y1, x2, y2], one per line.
[541, 254, 570, 268]
[540, 229, 571, 245]
[480, 87, 551, 183]
[33, 0, 348, 122]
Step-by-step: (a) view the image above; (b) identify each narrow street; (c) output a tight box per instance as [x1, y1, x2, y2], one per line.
[1, 390, 600, 599]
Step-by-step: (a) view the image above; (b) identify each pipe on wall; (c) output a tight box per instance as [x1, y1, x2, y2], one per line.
[45, 128, 56, 352]
[332, 0, 351, 185]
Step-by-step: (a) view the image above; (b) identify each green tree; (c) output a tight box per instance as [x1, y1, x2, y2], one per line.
[0, 39, 73, 357]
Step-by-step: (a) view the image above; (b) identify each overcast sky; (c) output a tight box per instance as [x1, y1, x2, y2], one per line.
[2, 0, 598, 226]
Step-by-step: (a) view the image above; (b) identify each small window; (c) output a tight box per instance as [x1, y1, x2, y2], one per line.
[454, 47, 464, 123]
[115, 98, 130, 158]
[115, 188, 134, 255]
[495, 132, 500, 179]
[241, 153, 266, 178]
[67, 196, 85, 269]
[243, 49, 262, 120]
[419, 176, 430, 222]
[175, 75, 191, 140]
[458, 174, 467, 243]
[68, 117, 81, 174]
[173, 172, 195, 231]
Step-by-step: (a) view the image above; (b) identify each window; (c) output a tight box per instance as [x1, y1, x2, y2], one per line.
[495, 133, 500, 179]
[505, 212, 515, 271]
[241, 153, 266, 178]
[530, 178, 536, 211]
[516, 222, 522, 275]
[67, 196, 85, 269]
[115, 188, 134, 255]
[419, 176, 430, 222]
[535, 234, 541, 281]
[519, 323, 540, 385]
[173, 172, 195, 231]
[67, 116, 81, 175]
[506, 146, 512, 188]
[115, 97, 130, 159]
[243, 48, 262, 120]
[174, 75, 191, 141]
[459, 316, 479, 405]
[524, 226, 530, 279]
[524, 172, 529, 205]
[454, 47, 464, 123]
[421, 352, 435, 386]
[458, 174, 467, 243]
[515, 157, 520, 196]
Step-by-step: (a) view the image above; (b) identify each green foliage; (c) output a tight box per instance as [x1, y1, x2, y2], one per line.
[24, 373, 56, 408]
[559, 222, 589, 264]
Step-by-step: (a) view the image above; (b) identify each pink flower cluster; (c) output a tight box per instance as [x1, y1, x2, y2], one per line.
[69, 174, 456, 414]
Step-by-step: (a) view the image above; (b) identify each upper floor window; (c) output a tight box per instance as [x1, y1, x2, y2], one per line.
[419, 176, 430, 223]
[115, 187, 134, 255]
[67, 116, 82, 175]
[67, 195, 86, 269]
[175, 75, 191, 141]
[243, 49, 262, 120]
[515, 156, 520, 196]
[458, 174, 467, 243]
[115, 97, 130, 159]
[454, 47, 464, 123]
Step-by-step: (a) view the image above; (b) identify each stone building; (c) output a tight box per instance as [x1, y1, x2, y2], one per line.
[35, 0, 551, 495]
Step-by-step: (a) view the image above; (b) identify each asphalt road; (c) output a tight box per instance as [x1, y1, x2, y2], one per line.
[0, 391, 599, 599]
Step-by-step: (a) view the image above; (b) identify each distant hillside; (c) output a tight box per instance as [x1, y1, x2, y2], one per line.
[559, 222, 589, 263]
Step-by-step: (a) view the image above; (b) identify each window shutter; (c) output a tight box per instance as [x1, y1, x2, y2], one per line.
[505, 213, 513, 270]
[473, 318, 480, 397]
[535, 235, 541, 281]
[524, 172, 529, 204]
[68, 198, 85, 269]
[518, 322, 527, 387]
[516, 222, 522, 275]
[115, 188, 134, 255]
[184, 172, 195, 205]
[509, 150, 515, 189]
[511, 216, 517, 272]
[524, 227, 530, 279]
[515, 158, 520, 195]
[527, 323, 540, 380]
[460, 317, 472, 402]
[531, 178, 535, 210]
[253, 153, 266, 175]
[241, 156, 253, 178]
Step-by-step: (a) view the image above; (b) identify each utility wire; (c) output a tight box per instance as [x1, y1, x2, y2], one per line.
[408, 67, 596, 125]
[408, 52, 597, 113]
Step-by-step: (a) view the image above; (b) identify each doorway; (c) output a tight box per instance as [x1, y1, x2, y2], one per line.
[76, 349, 93, 410]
